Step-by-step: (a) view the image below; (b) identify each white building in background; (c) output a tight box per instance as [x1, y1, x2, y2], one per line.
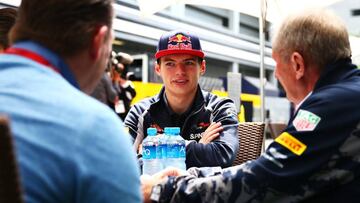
[329, 0, 360, 36]
[1, 0, 358, 123]
[112, 0, 276, 91]
[0, 0, 358, 86]
[329, 0, 360, 67]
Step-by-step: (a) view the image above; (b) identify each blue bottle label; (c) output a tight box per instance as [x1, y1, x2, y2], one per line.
[158, 144, 166, 159]
[143, 145, 156, 159]
[167, 144, 180, 158]
[179, 145, 186, 158]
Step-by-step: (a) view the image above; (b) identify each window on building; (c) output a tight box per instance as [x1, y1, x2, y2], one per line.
[239, 13, 270, 41]
[185, 5, 229, 28]
[352, 9, 360, 16]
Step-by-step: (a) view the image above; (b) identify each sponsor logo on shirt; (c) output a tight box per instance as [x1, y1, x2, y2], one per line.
[263, 147, 288, 168]
[197, 122, 210, 130]
[263, 153, 284, 168]
[292, 109, 321, 131]
[275, 132, 307, 155]
[190, 133, 203, 140]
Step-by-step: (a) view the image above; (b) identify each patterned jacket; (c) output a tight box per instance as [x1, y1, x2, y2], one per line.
[124, 85, 239, 168]
[152, 58, 360, 202]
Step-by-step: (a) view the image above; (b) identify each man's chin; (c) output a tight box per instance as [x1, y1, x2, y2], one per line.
[167, 88, 191, 96]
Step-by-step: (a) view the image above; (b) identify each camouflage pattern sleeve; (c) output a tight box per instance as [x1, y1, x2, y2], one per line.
[152, 163, 269, 203]
[150, 103, 360, 202]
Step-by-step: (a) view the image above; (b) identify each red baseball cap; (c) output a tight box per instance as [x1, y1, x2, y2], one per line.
[155, 30, 205, 59]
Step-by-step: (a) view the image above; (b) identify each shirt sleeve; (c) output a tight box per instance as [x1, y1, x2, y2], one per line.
[186, 98, 239, 168]
[153, 92, 360, 202]
[77, 110, 142, 203]
[124, 103, 145, 153]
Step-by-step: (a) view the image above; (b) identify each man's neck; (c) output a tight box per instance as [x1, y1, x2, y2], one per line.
[65, 51, 94, 94]
[165, 90, 197, 115]
[293, 67, 320, 106]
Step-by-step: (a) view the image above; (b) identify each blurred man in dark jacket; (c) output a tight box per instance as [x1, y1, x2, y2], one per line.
[110, 51, 137, 120]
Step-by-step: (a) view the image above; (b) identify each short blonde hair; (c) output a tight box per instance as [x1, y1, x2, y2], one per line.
[272, 9, 351, 69]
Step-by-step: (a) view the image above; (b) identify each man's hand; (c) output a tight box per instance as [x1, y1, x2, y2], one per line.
[199, 122, 223, 144]
[141, 167, 187, 203]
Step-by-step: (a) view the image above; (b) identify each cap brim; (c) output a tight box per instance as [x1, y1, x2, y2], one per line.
[155, 49, 205, 59]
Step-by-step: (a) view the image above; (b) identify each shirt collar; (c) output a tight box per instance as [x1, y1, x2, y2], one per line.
[12, 41, 79, 89]
[295, 91, 312, 112]
[162, 92, 193, 118]
[161, 85, 204, 117]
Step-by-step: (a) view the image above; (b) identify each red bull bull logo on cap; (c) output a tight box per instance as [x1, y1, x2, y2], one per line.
[155, 30, 204, 59]
[167, 34, 192, 50]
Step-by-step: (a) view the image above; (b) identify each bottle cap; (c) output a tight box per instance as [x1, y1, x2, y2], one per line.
[164, 127, 172, 135]
[147, 128, 157, 136]
[171, 127, 180, 135]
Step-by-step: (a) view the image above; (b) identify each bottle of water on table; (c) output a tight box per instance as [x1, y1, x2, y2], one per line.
[157, 129, 168, 170]
[166, 127, 186, 170]
[142, 127, 162, 175]
[163, 127, 172, 168]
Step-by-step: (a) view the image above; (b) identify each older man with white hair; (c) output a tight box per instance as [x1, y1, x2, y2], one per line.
[141, 8, 360, 203]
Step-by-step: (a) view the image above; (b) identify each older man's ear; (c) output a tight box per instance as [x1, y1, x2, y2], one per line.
[290, 52, 305, 80]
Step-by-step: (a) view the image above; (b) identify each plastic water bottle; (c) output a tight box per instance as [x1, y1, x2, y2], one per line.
[142, 128, 162, 175]
[156, 131, 166, 170]
[162, 127, 171, 168]
[166, 127, 186, 170]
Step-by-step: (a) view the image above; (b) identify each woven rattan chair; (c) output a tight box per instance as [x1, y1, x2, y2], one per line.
[0, 115, 23, 203]
[268, 122, 287, 139]
[232, 122, 265, 166]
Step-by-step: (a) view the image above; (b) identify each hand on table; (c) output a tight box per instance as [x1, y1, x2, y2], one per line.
[141, 167, 187, 203]
[199, 122, 223, 144]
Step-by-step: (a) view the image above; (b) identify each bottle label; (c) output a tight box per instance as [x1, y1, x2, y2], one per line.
[167, 144, 179, 158]
[143, 145, 156, 159]
[157, 144, 166, 159]
[179, 145, 186, 158]
[167, 143, 185, 158]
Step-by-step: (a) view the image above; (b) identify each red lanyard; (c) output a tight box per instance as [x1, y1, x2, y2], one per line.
[5, 47, 60, 73]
